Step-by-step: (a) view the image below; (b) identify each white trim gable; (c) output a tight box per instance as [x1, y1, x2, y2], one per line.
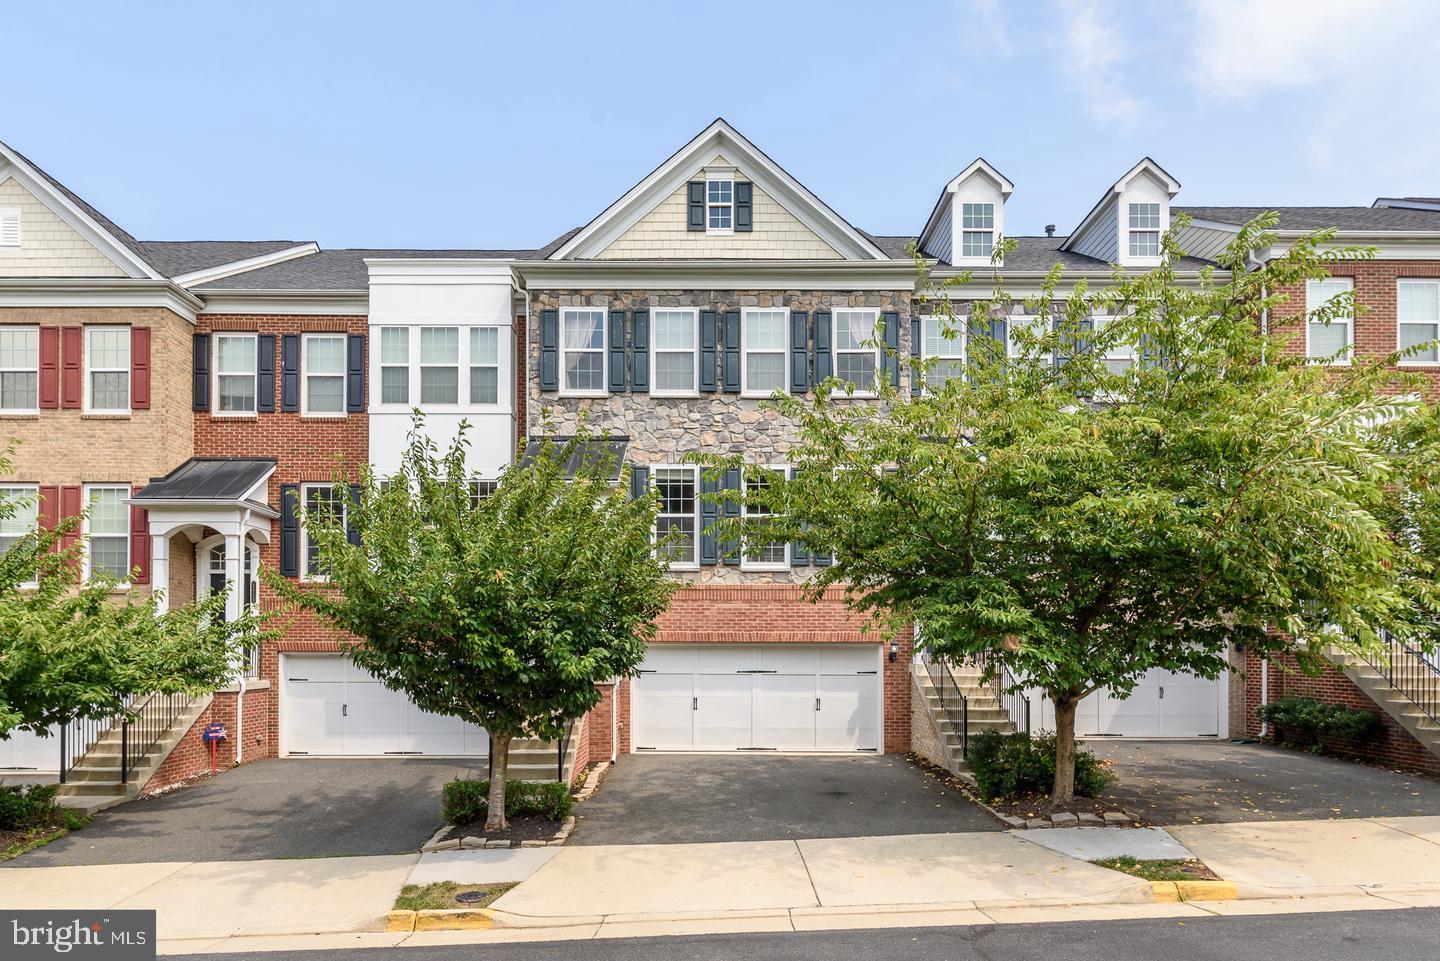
[550, 119, 887, 262]
[173, 243, 321, 288]
[0, 141, 161, 280]
[1061, 158, 1181, 266]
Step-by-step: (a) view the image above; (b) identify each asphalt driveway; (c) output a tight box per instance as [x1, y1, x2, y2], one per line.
[572, 754, 998, 845]
[9, 757, 483, 866]
[1089, 739, 1440, 824]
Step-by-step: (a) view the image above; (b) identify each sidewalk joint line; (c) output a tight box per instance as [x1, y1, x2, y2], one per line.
[792, 840, 822, 909]
[1365, 816, 1440, 848]
[109, 860, 195, 907]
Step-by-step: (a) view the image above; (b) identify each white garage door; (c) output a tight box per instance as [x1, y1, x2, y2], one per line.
[281, 655, 489, 756]
[1039, 668, 1220, 737]
[0, 727, 58, 771]
[632, 645, 881, 752]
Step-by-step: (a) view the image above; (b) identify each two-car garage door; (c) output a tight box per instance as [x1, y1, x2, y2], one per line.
[632, 645, 881, 752]
[1039, 668, 1221, 737]
[281, 655, 489, 756]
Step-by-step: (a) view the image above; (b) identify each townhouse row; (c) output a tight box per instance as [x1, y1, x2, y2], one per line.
[2, 119, 1438, 787]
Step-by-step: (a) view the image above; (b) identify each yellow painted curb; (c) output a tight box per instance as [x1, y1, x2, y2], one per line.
[1151, 880, 1238, 903]
[414, 908, 496, 931]
[386, 911, 417, 932]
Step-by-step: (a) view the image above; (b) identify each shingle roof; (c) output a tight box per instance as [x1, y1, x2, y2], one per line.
[1177, 205, 1440, 232]
[138, 240, 309, 278]
[134, 458, 276, 503]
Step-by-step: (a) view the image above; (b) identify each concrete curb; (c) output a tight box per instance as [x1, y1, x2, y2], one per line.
[1150, 880, 1239, 902]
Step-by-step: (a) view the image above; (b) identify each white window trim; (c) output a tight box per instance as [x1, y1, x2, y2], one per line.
[920, 314, 966, 391]
[741, 464, 789, 571]
[705, 169, 735, 237]
[832, 308, 882, 397]
[0, 325, 40, 414]
[1396, 279, 1440, 367]
[377, 326, 411, 407]
[301, 333, 347, 417]
[1306, 277, 1354, 367]
[650, 309, 700, 398]
[959, 202, 996, 261]
[558, 308, 608, 398]
[0, 207, 19, 247]
[83, 325, 131, 415]
[740, 307, 790, 398]
[469, 326, 502, 405]
[371, 325, 509, 411]
[0, 483, 39, 588]
[1126, 202, 1163, 261]
[82, 484, 130, 586]
[213, 332, 259, 417]
[468, 478, 499, 508]
[652, 465, 700, 571]
[300, 482, 344, 582]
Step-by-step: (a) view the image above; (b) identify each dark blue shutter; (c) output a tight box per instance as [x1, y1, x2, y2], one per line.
[631, 309, 649, 392]
[540, 309, 559, 390]
[256, 334, 276, 412]
[281, 334, 300, 412]
[735, 182, 753, 232]
[630, 464, 649, 501]
[814, 311, 833, 383]
[721, 467, 741, 566]
[790, 467, 810, 566]
[346, 483, 362, 545]
[789, 311, 809, 394]
[192, 333, 210, 411]
[687, 182, 705, 231]
[990, 316, 1008, 345]
[910, 316, 923, 396]
[722, 309, 741, 393]
[699, 309, 718, 392]
[699, 472, 720, 564]
[882, 311, 900, 387]
[608, 310, 627, 392]
[346, 333, 365, 412]
[279, 484, 300, 577]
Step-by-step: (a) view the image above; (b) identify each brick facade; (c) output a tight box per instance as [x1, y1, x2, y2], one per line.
[141, 683, 277, 793]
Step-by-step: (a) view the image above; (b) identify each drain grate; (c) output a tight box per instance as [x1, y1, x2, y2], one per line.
[454, 890, 492, 904]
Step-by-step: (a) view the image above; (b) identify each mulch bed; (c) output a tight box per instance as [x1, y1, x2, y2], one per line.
[986, 791, 1142, 825]
[1, 824, 68, 861]
[452, 814, 562, 845]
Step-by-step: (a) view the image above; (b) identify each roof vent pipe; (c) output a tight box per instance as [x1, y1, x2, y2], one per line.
[1045, 224, 1056, 238]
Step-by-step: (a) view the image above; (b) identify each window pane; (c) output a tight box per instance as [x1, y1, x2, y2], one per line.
[1308, 279, 1353, 318]
[1309, 321, 1349, 357]
[0, 371, 37, 409]
[420, 327, 459, 363]
[655, 352, 694, 392]
[307, 375, 344, 412]
[835, 311, 876, 350]
[0, 487, 37, 536]
[962, 231, 994, 258]
[1399, 322, 1439, 361]
[707, 180, 732, 204]
[0, 328, 37, 369]
[91, 371, 129, 410]
[380, 327, 409, 363]
[89, 488, 128, 534]
[746, 354, 784, 392]
[653, 311, 696, 349]
[381, 367, 408, 404]
[961, 203, 994, 229]
[709, 206, 731, 229]
[470, 366, 498, 404]
[656, 470, 696, 514]
[565, 353, 603, 392]
[307, 336, 345, 375]
[836, 352, 876, 389]
[562, 312, 603, 348]
[1399, 282, 1439, 322]
[90, 536, 129, 579]
[89, 328, 129, 368]
[656, 516, 696, 564]
[217, 335, 256, 373]
[218, 373, 256, 412]
[420, 366, 459, 404]
[1129, 231, 1160, 257]
[1128, 203, 1160, 228]
[924, 317, 964, 359]
[470, 327, 498, 364]
[746, 311, 785, 349]
[926, 358, 966, 388]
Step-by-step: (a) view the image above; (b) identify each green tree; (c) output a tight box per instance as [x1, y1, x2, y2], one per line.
[275, 420, 674, 830]
[723, 215, 1440, 804]
[0, 450, 262, 739]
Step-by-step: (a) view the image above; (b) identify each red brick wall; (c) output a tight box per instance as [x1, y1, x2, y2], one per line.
[140, 685, 276, 793]
[1240, 649, 1439, 776]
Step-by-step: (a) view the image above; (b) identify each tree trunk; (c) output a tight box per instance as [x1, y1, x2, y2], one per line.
[485, 731, 512, 832]
[1050, 694, 1078, 808]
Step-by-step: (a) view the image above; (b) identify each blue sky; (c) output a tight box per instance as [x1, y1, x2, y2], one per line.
[7, 0, 1439, 250]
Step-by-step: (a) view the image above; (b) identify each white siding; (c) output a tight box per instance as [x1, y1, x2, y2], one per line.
[0, 176, 126, 278]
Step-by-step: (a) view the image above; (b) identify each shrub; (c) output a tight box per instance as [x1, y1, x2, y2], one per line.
[1258, 696, 1384, 750]
[966, 731, 1114, 802]
[442, 778, 573, 825]
[0, 784, 61, 831]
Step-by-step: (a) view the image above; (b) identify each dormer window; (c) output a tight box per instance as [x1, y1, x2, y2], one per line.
[1128, 203, 1161, 257]
[961, 203, 996, 259]
[707, 178, 733, 233]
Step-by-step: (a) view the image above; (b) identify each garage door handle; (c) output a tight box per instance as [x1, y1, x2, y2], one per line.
[815, 698, 821, 712]
[1159, 687, 1164, 700]
[342, 704, 348, 717]
[692, 697, 697, 711]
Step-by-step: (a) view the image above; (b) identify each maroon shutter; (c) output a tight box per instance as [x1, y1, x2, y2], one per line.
[39, 327, 60, 409]
[38, 484, 58, 550]
[130, 485, 149, 583]
[58, 485, 82, 560]
[130, 327, 151, 410]
[60, 327, 82, 409]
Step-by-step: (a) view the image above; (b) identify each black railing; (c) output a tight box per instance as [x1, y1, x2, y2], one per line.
[998, 664, 1032, 735]
[1359, 632, 1440, 727]
[120, 694, 191, 783]
[58, 700, 132, 784]
[923, 652, 971, 758]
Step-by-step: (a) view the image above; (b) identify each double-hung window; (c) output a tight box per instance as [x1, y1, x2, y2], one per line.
[707, 178, 733, 233]
[922, 315, 966, 389]
[560, 308, 605, 394]
[653, 466, 698, 569]
[1307, 277, 1353, 365]
[1398, 280, 1440, 364]
[834, 309, 879, 393]
[379, 327, 410, 404]
[1128, 203, 1161, 258]
[1097, 316, 1136, 375]
[468, 479, 498, 508]
[0, 327, 38, 412]
[301, 483, 344, 580]
[0, 484, 38, 582]
[215, 333, 258, 414]
[303, 333, 346, 414]
[420, 327, 460, 404]
[469, 327, 500, 404]
[961, 203, 995, 259]
[742, 467, 787, 569]
[84, 485, 129, 582]
[742, 309, 787, 396]
[652, 309, 699, 396]
[86, 327, 130, 412]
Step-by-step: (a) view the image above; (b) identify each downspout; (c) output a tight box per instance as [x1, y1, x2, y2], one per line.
[234, 674, 247, 765]
[1259, 657, 1269, 738]
[610, 677, 618, 763]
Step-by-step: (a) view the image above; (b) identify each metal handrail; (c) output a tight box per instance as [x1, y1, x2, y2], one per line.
[968, 651, 1032, 736]
[120, 693, 191, 783]
[1358, 632, 1440, 727]
[58, 696, 134, 784]
[922, 652, 971, 758]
